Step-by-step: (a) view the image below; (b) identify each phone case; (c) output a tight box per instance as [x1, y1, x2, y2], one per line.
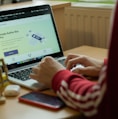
[18, 92, 65, 110]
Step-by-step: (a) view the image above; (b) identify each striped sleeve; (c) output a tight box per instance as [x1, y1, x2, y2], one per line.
[52, 65, 107, 117]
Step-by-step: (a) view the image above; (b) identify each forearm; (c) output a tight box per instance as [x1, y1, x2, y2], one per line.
[52, 66, 106, 117]
[52, 70, 96, 94]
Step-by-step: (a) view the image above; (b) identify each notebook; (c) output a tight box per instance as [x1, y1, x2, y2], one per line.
[0, 4, 65, 90]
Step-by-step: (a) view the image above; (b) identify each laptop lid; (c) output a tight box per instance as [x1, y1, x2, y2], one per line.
[0, 4, 64, 70]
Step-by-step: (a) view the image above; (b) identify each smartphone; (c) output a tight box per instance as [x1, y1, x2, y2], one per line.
[18, 92, 65, 110]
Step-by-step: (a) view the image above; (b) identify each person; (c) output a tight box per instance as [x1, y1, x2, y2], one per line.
[30, 1, 118, 119]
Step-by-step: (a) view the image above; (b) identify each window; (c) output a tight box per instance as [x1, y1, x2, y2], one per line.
[79, 0, 115, 3]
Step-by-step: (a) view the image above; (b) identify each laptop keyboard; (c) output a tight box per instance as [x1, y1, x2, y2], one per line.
[8, 68, 32, 81]
[8, 58, 65, 81]
[58, 58, 65, 66]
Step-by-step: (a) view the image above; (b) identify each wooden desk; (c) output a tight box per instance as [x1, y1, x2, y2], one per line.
[0, 0, 71, 51]
[0, 45, 108, 119]
[64, 45, 108, 60]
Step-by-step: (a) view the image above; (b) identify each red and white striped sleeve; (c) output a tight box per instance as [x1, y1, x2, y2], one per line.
[52, 65, 107, 117]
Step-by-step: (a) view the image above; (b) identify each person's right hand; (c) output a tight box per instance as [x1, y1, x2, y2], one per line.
[30, 56, 65, 88]
[65, 54, 104, 77]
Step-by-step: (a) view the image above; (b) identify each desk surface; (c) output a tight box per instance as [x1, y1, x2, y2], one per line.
[0, 45, 108, 119]
[64, 45, 108, 60]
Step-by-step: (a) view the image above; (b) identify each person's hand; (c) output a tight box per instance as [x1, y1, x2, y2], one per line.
[65, 54, 103, 77]
[30, 56, 65, 88]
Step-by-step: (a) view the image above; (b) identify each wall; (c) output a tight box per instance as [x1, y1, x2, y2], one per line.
[64, 4, 113, 50]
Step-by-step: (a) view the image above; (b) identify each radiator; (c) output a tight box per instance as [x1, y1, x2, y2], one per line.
[64, 6, 112, 50]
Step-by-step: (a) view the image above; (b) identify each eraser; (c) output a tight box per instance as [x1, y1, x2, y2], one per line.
[4, 85, 20, 97]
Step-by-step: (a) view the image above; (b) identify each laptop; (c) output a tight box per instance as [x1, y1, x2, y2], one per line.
[0, 4, 65, 90]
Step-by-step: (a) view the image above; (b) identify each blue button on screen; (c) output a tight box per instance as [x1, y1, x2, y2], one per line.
[4, 50, 18, 57]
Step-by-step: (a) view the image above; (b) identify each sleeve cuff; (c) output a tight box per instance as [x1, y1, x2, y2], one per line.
[52, 70, 73, 91]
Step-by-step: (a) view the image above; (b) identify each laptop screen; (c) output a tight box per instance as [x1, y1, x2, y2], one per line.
[0, 5, 63, 69]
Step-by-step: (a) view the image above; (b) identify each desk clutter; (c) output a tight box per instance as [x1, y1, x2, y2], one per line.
[0, 58, 8, 104]
[4, 85, 20, 97]
[0, 58, 20, 104]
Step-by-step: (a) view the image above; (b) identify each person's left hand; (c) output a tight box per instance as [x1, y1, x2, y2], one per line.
[65, 53, 103, 77]
[29, 56, 65, 88]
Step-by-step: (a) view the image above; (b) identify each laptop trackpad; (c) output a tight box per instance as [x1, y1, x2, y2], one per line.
[8, 76, 48, 91]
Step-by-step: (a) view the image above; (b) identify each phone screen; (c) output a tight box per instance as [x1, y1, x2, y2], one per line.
[19, 92, 65, 110]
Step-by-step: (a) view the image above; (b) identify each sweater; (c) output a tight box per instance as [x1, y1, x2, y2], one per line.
[52, 1, 118, 118]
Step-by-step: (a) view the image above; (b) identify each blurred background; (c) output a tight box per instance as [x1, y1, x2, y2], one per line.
[0, 0, 116, 5]
[0, 0, 32, 5]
